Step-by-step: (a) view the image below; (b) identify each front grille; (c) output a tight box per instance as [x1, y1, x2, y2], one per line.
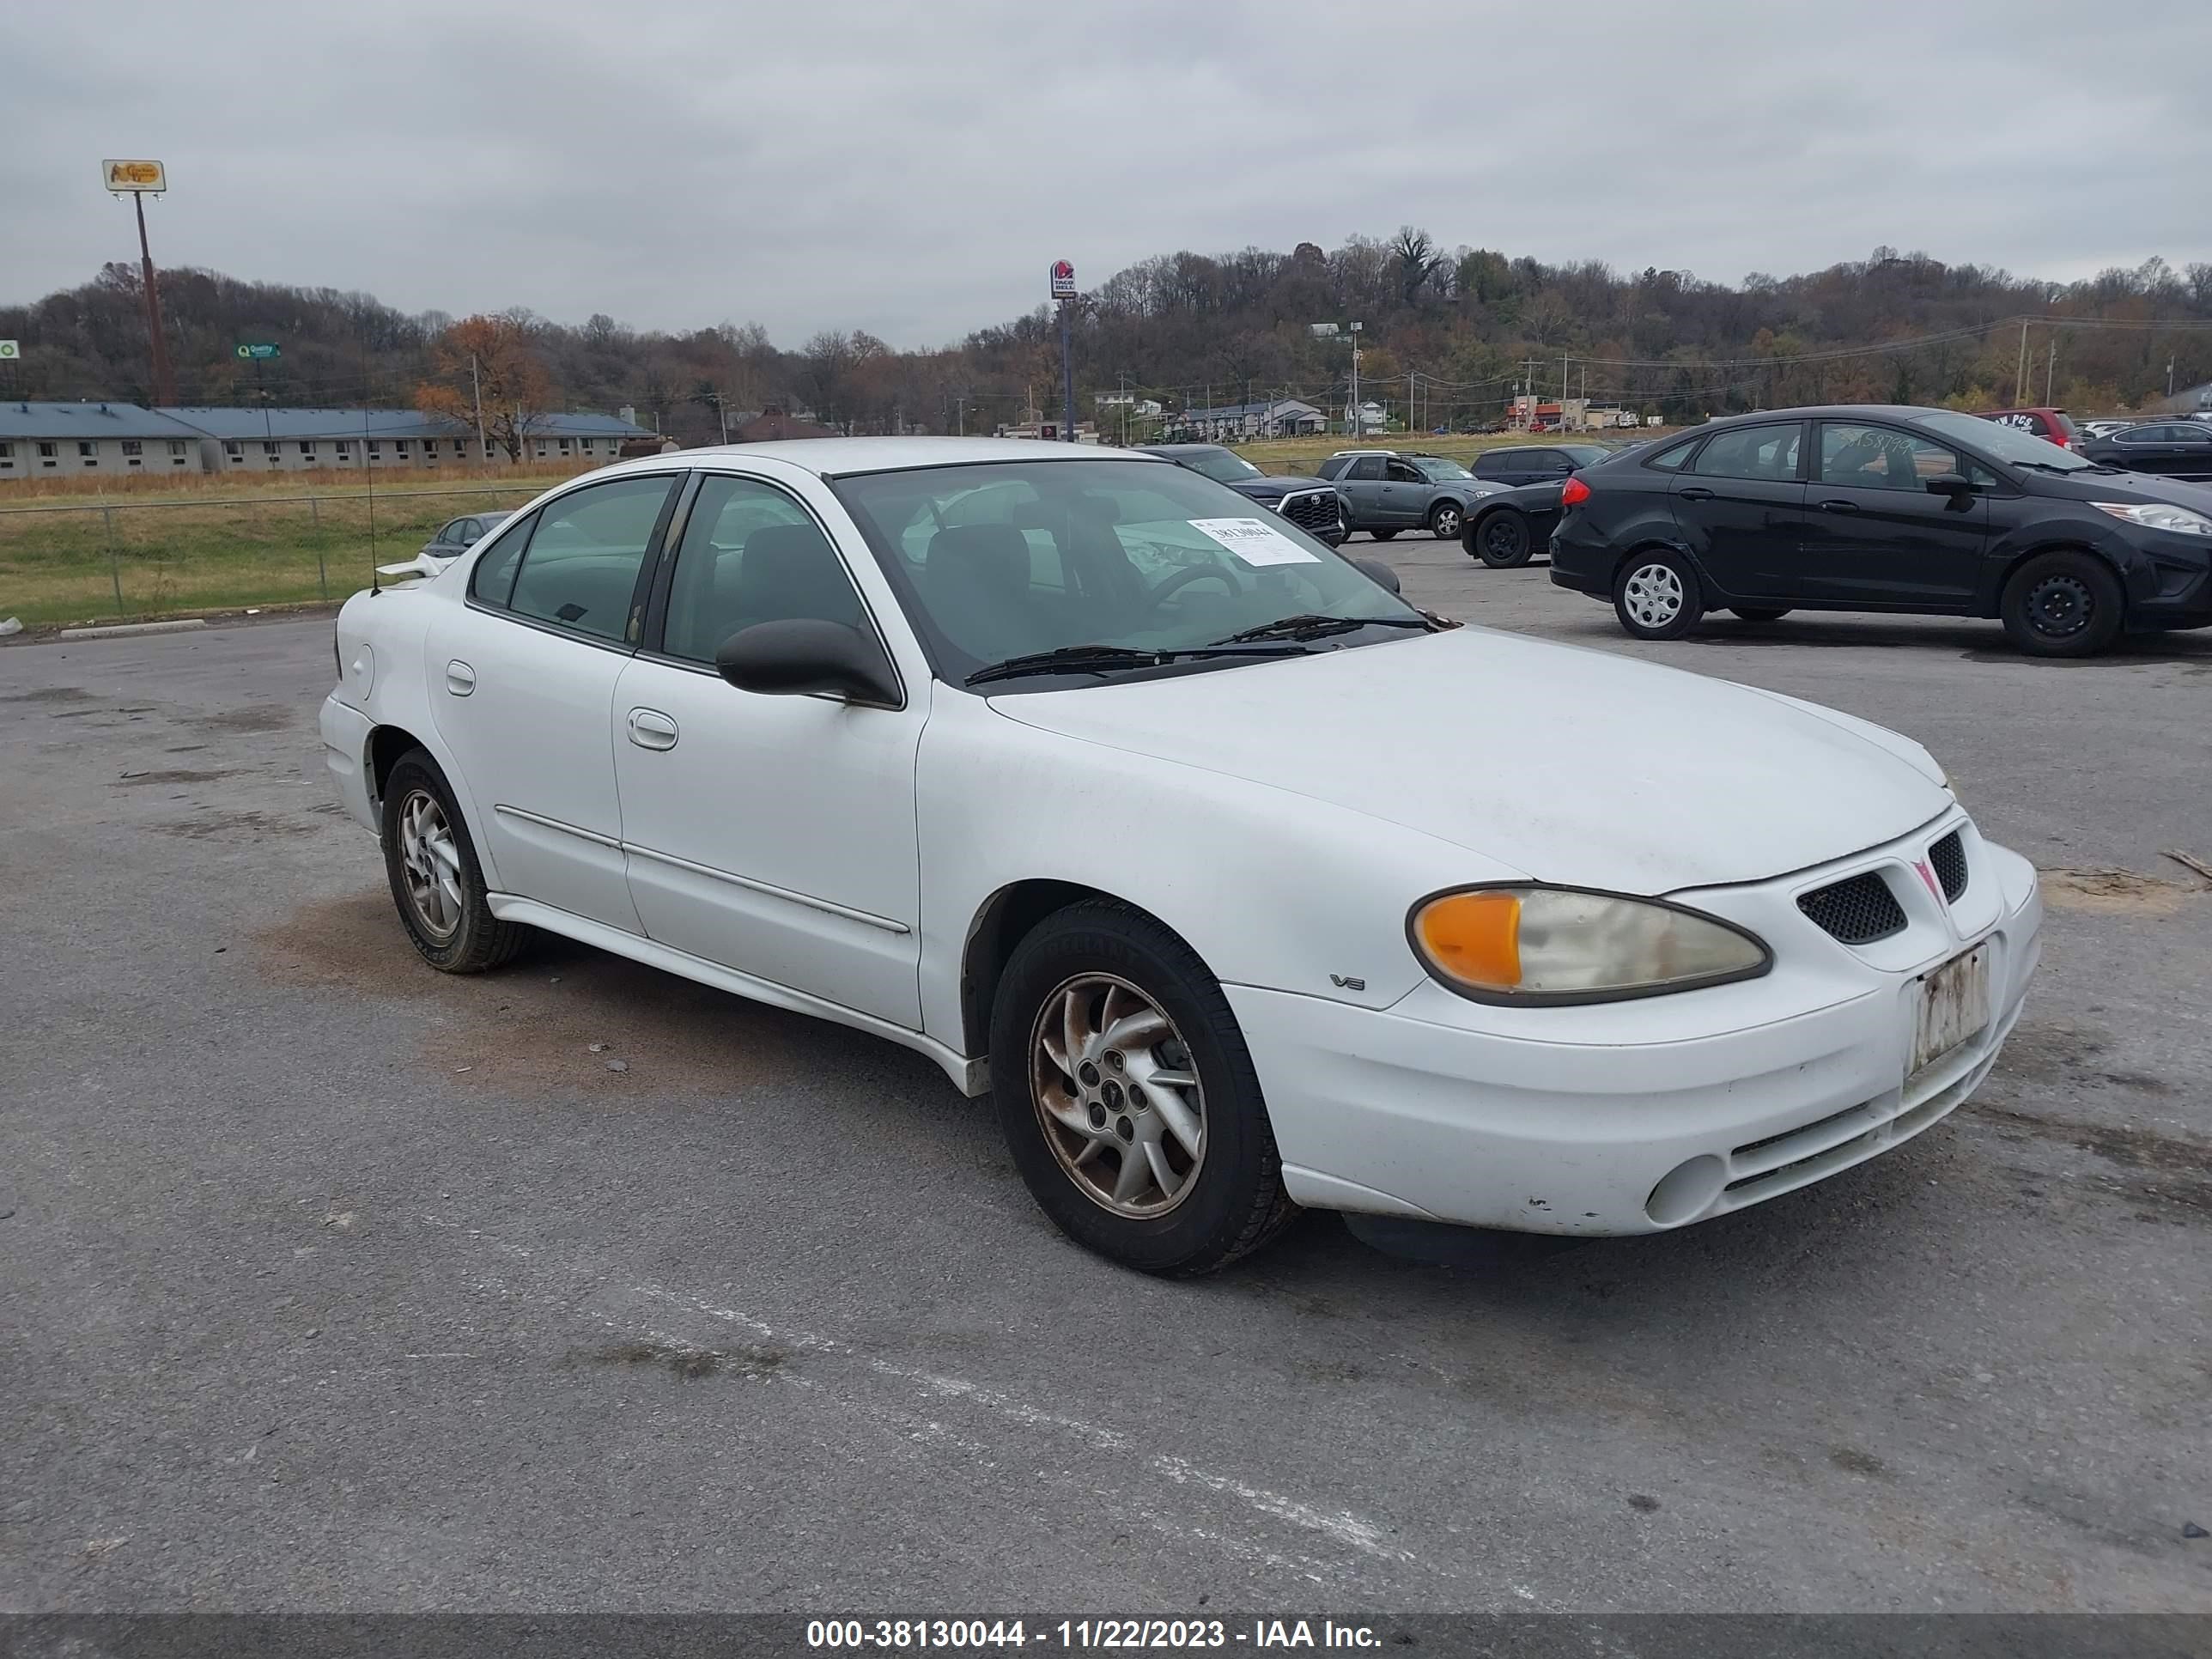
[1278, 490, 1341, 537]
[1798, 870, 1907, 945]
[1928, 831, 1968, 902]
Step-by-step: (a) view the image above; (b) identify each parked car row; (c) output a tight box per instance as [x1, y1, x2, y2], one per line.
[1528, 404, 2212, 657]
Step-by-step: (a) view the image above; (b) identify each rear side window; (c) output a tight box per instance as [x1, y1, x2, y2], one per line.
[467, 509, 539, 606]
[1691, 423, 1802, 482]
[1644, 439, 1698, 472]
[1347, 455, 1386, 481]
[1473, 452, 1515, 477]
[2051, 411, 2077, 441]
[506, 475, 678, 643]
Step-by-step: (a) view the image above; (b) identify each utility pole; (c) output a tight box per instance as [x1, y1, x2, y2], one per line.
[1561, 353, 1570, 430]
[1408, 368, 1415, 436]
[469, 353, 487, 465]
[1348, 323, 1362, 437]
[2045, 338, 2057, 405]
[2014, 320, 2031, 407]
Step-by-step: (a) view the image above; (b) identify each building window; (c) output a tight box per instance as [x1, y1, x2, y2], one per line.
[534, 442, 548, 458]
[367, 441, 381, 458]
[167, 441, 186, 458]
[122, 441, 143, 456]
[79, 441, 95, 456]
[393, 439, 410, 457]
[557, 439, 572, 456]
[335, 440, 351, 459]
[39, 441, 58, 467]
[264, 441, 282, 459]
[225, 441, 244, 463]
[298, 441, 316, 459]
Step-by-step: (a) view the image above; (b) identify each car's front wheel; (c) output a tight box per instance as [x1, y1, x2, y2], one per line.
[1474, 509, 1532, 568]
[990, 901, 1293, 1275]
[1613, 550, 1705, 640]
[2001, 550, 2124, 658]
[380, 748, 529, 972]
[1429, 501, 1464, 540]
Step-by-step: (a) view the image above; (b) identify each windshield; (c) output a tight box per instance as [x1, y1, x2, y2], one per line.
[1920, 410, 2094, 470]
[1412, 457, 1474, 481]
[832, 459, 1422, 688]
[1171, 447, 1265, 484]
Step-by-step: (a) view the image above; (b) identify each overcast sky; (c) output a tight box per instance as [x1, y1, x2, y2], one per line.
[4, 1, 2206, 349]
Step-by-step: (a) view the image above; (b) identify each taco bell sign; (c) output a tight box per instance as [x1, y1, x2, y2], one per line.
[1049, 259, 1076, 301]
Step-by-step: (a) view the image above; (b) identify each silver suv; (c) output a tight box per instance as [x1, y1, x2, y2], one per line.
[1312, 451, 1503, 540]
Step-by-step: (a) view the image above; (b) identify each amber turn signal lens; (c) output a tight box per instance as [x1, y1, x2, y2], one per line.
[1413, 890, 1522, 990]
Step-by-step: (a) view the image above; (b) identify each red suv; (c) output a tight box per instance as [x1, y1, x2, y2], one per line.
[1980, 407, 2077, 448]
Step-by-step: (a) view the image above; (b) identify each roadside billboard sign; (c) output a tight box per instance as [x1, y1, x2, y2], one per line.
[102, 159, 167, 193]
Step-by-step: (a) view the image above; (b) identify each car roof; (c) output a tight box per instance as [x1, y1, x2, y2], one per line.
[572, 436, 1175, 483]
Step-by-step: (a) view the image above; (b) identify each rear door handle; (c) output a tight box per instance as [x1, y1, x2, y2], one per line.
[627, 708, 679, 750]
[1675, 486, 1714, 501]
[445, 660, 476, 696]
[1816, 499, 1860, 514]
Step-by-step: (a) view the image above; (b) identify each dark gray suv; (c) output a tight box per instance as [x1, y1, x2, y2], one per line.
[1137, 445, 1346, 544]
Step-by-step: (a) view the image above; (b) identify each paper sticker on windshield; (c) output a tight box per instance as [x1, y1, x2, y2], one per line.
[1188, 517, 1321, 567]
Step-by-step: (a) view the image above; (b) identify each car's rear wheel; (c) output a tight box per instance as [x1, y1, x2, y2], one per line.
[1429, 501, 1464, 540]
[1369, 528, 1400, 541]
[380, 749, 528, 973]
[990, 900, 1293, 1275]
[1474, 509, 1532, 568]
[1728, 607, 1790, 622]
[2001, 550, 2124, 658]
[1613, 550, 1704, 640]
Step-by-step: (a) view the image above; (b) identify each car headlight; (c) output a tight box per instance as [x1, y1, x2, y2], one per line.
[2091, 501, 2212, 537]
[1407, 884, 1771, 1005]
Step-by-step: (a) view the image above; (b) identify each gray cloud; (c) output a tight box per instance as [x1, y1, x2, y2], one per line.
[3, 0, 2207, 348]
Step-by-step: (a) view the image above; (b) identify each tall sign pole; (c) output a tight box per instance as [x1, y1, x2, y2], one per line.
[1050, 260, 1078, 441]
[105, 161, 176, 406]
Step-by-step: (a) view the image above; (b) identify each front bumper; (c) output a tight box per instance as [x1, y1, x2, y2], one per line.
[1231, 818, 2042, 1234]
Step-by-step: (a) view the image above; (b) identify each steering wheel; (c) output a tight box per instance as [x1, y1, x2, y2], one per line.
[1145, 562, 1245, 612]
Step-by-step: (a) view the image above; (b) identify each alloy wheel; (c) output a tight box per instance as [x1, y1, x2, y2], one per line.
[396, 787, 464, 939]
[1622, 562, 1684, 629]
[1030, 974, 1206, 1218]
[1433, 505, 1462, 538]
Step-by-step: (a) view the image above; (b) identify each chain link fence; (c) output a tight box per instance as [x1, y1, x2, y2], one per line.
[0, 483, 550, 629]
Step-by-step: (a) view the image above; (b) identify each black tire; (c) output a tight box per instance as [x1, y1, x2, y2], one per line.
[380, 748, 529, 973]
[1428, 501, 1465, 540]
[990, 900, 1294, 1276]
[1369, 528, 1400, 541]
[2000, 550, 2124, 658]
[1613, 549, 1705, 640]
[1728, 607, 1790, 622]
[1474, 509, 1532, 568]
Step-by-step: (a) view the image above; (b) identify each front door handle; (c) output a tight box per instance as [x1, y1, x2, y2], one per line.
[1676, 486, 1714, 501]
[445, 660, 476, 696]
[627, 708, 679, 751]
[1816, 499, 1861, 514]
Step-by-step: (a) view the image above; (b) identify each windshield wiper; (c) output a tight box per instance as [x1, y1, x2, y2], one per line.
[965, 641, 1304, 687]
[1212, 612, 1433, 645]
[2009, 458, 2095, 473]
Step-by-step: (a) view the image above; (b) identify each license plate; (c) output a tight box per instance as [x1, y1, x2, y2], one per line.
[1911, 944, 1990, 1076]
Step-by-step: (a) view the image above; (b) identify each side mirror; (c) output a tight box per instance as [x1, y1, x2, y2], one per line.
[1925, 472, 1975, 506]
[715, 619, 902, 708]
[1352, 557, 1401, 594]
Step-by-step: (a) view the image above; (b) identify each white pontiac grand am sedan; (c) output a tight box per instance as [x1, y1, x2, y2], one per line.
[321, 438, 2041, 1274]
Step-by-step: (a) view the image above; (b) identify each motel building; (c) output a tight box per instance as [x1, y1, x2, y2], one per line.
[0, 402, 655, 480]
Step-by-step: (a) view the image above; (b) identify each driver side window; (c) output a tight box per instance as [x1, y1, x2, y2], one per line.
[659, 474, 864, 665]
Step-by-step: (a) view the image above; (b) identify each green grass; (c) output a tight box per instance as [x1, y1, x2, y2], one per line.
[0, 482, 561, 628]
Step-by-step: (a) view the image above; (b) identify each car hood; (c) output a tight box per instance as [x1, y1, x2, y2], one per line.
[988, 627, 1950, 892]
[2039, 467, 2212, 512]
[1231, 475, 1336, 501]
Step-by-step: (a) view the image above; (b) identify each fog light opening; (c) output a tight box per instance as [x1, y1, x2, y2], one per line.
[1646, 1155, 1727, 1226]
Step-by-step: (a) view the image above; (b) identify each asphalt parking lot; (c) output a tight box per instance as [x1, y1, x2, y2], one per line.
[4, 548, 2210, 1616]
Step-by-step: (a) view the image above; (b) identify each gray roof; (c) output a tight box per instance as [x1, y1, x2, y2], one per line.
[157, 406, 653, 441]
[1176, 398, 1323, 422]
[0, 401, 210, 441]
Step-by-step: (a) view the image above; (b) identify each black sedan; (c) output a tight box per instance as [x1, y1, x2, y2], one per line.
[2075, 422, 2212, 481]
[1462, 444, 1624, 567]
[1547, 404, 2212, 657]
[1135, 445, 1346, 544]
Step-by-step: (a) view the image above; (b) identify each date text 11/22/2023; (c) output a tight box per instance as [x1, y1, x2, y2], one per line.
[805, 1619, 1382, 1649]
